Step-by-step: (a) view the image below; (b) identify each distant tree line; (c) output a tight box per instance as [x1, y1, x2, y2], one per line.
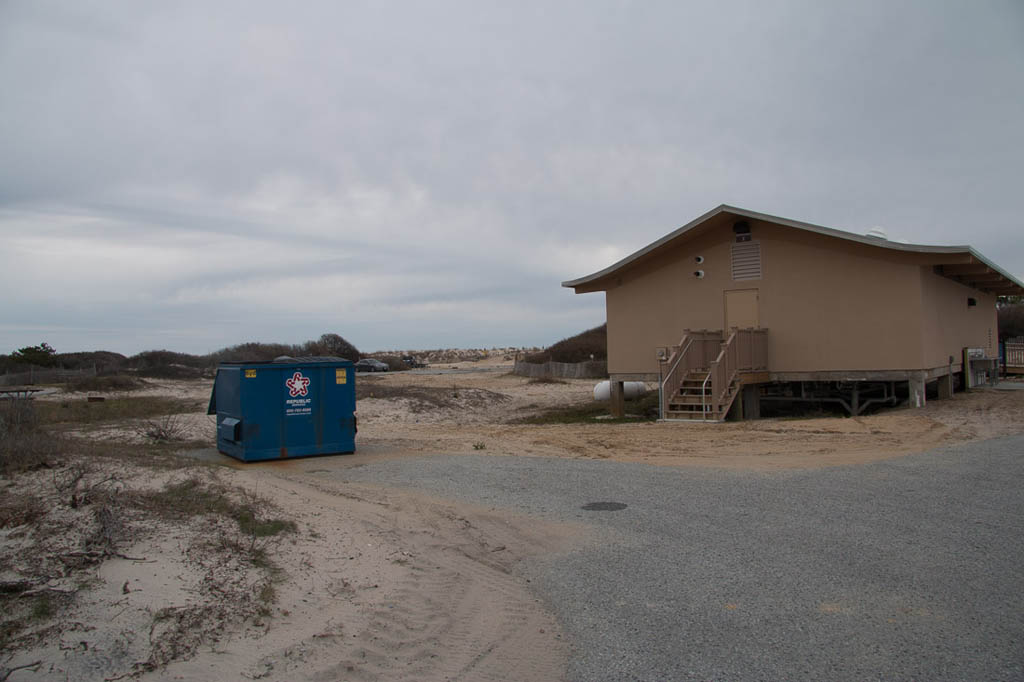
[1, 333, 362, 377]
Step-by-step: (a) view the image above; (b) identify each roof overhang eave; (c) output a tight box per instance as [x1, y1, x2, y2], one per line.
[561, 204, 1024, 293]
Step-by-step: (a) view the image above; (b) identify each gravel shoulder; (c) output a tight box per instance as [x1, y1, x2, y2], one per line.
[337, 439, 1024, 681]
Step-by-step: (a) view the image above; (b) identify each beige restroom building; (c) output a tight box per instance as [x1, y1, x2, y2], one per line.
[563, 205, 1024, 420]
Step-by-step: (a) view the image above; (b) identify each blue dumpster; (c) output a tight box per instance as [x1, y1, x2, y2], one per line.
[207, 357, 356, 462]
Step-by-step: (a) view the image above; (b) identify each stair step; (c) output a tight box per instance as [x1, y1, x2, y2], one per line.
[667, 405, 715, 414]
[671, 395, 710, 405]
[664, 411, 720, 421]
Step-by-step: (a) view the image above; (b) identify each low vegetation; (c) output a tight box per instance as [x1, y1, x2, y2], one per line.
[356, 381, 510, 411]
[33, 396, 200, 427]
[516, 391, 659, 424]
[64, 374, 146, 392]
[0, 398, 56, 475]
[134, 477, 296, 538]
[526, 324, 607, 364]
[0, 396, 297, 674]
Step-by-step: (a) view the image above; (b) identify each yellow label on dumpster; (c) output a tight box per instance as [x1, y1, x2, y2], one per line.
[336, 368, 347, 384]
[245, 369, 257, 378]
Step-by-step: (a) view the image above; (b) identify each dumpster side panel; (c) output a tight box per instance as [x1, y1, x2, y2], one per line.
[216, 360, 355, 462]
[241, 366, 282, 461]
[214, 367, 244, 458]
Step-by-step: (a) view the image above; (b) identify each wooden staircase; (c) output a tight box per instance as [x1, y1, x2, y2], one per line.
[660, 328, 767, 422]
[664, 370, 740, 421]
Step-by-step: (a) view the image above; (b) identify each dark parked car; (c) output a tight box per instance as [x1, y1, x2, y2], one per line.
[355, 358, 389, 372]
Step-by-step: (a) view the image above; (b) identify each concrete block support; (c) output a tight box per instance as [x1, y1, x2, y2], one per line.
[937, 372, 954, 400]
[909, 372, 927, 408]
[609, 380, 625, 418]
[741, 384, 761, 420]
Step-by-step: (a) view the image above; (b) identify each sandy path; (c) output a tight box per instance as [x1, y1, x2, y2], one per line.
[144, 470, 577, 682]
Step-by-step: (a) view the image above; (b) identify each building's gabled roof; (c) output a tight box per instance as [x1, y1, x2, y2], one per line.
[562, 204, 1024, 296]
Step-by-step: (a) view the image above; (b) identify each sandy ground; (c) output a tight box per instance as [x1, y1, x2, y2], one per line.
[149, 471, 576, 682]
[355, 358, 1024, 470]
[6, 360, 1023, 680]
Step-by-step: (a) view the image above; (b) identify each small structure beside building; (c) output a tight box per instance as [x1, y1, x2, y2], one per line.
[562, 205, 1024, 420]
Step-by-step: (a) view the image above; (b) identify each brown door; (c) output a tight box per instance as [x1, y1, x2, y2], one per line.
[725, 289, 759, 329]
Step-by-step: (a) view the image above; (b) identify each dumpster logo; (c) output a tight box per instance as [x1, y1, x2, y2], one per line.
[285, 372, 313, 417]
[286, 372, 310, 397]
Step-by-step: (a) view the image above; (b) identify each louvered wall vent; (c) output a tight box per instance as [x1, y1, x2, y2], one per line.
[731, 241, 762, 280]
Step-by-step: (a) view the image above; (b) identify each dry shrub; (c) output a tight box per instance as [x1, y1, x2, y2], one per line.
[65, 374, 145, 393]
[355, 382, 510, 412]
[515, 391, 660, 424]
[0, 493, 46, 529]
[0, 398, 58, 474]
[137, 364, 204, 379]
[33, 396, 197, 426]
[527, 376, 567, 385]
[138, 414, 186, 442]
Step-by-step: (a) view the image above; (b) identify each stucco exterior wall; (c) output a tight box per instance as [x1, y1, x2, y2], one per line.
[603, 220, 961, 376]
[919, 268, 997, 369]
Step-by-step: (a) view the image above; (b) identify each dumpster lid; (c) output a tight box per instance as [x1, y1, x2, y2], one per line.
[216, 356, 353, 366]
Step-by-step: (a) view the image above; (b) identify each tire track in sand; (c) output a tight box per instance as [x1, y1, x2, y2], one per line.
[239, 472, 573, 682]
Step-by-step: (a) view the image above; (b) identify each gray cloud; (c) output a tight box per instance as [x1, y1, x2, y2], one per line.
[1, 0, 1021, 354]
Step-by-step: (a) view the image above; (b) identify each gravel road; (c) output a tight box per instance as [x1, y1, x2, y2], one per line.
[337, 436, 1024, 681]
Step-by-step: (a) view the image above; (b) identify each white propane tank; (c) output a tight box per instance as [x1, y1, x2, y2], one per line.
[593, 381, 647, 401]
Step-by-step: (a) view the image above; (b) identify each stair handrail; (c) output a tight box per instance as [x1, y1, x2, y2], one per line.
[704, 330, 741, 420]
[661, 334, 693, 419]
[672, 328, 769, 421]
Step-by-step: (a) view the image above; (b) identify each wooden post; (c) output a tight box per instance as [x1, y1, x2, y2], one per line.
[609, 380, 625, 418]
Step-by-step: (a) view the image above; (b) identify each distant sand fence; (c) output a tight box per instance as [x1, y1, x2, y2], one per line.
[512, 358, 607, 379]
[1, 366, 97, 387]
[1005, 340, 1024, 373]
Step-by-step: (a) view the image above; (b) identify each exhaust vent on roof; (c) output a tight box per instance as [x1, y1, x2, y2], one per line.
[731, 240, 761, 281]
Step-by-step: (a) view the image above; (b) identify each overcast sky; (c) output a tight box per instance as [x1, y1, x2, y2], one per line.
[1, 1, 1022, 355]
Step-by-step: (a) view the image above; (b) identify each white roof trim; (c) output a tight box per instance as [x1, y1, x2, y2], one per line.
[562, 204, 1024, 292]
